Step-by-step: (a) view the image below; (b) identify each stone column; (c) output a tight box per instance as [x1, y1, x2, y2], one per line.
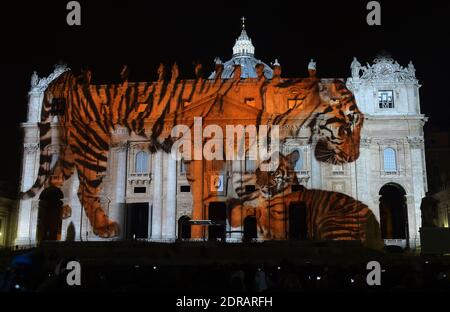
[162, 153, 177, 239]
[372, 195, 381, 227]
[230, 160, 243, 241]
[65, 172, 83, 241]
[408, 136, 425, 248]
[15, 141, 40, 246]
[27, 90, 43, 123]
[151, 151, 163, 239]
[190, 160, 204, 238]
[406, 195, 418, 249]
[310, 143, 322, 189]
[111, 142, 127, 240]
[356, 137, 371, 205]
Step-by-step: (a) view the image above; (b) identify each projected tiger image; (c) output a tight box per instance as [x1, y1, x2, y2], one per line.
[228, 151, 381, 243]
[19, 23, 381, 245]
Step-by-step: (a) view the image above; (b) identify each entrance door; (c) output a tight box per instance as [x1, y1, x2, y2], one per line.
[289, 202, 308, 240]
[126, 203, 149, 239]
[37, 187, 64, 243]
[208, 202, 226, 241]
[243, 215, 257, 241]
[178, 216, 191, 239]
[379, 183, 408, 240]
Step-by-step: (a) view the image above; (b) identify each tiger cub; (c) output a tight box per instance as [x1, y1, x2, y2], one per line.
[228, 151, 381, 246]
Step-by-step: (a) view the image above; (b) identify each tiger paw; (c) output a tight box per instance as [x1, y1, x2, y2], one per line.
[62, 204, 72, 219]
[93, 221, 120, 238]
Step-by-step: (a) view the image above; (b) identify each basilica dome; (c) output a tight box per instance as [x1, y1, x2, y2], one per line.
[208, 20, 273, 79]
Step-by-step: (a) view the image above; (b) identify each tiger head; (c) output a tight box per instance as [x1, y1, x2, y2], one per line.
[255, 150, 300, 198]
[231, 151, 301, 239]
[310, 79, 364, 165]
[41, 70, 77, 121]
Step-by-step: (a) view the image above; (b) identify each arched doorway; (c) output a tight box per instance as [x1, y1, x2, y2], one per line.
[178, 216, 191, 240]
[379, 183, 408, 240]
[243, 215, 257, 242]
[37, 186, 64, 243]
[208, 202, 226, 241]
[289, 202, 308, 240]
[126, 202, 149, 240]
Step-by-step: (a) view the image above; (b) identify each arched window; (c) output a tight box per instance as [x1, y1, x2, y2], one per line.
[135, 151, 149, 173]
[245, 153, 257, 172]
[294, 150, 303, 172]
[180, 159, 185, 174]
[180, 158, 190, 174]
[383, 148, 397, 172]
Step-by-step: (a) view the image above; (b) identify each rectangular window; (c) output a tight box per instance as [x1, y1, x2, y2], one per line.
[294, 151, 303, 172]
[383, 148, 397, 173]
[134, 187, 147, 194]
[332, 164, 345, 175]
[378, 90, 394, 109]
[245, 153, 257, 173]
[135, 152, 149, 173]
[180, 185, 191, 192]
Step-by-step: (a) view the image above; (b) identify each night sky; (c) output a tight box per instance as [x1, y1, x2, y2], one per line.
[0, 0, 449, 195]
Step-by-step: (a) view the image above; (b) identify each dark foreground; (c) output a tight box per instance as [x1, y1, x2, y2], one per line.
[0, 241, 449, 292]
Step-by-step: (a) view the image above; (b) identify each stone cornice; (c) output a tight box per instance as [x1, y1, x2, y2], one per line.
[23, 143, 39, 154]
[407, 136, 425, 148]
[363, 114, 427, 121]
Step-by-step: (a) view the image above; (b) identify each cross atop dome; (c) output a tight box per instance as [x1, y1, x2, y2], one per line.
[208, 18, 273, 79]
[233, 17, 255, 57]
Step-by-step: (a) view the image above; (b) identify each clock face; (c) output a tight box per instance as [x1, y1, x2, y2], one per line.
[377, 64, 393, 77]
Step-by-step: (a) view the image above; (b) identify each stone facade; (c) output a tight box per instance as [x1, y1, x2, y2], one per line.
[15, 29, 427, 249]
[347, 55, 427, 248]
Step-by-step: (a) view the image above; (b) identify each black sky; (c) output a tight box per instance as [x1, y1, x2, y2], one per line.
[0, 0, 449, 192]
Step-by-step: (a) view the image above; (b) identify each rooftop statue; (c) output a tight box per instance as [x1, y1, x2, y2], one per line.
[171, 63, 179, 81]
[351, 57, 362, 79]
[308, 59, 316, 70]
[31, 71, 39, 89]
[408, 61, 416, 77]
[308, 59, 317, 77]
[195, 63, 203, 79]
[255, 63, 265, 79]
[157, 63, 165, 81]
[120, 65, 129, 83]
[272, 59, 281, 78]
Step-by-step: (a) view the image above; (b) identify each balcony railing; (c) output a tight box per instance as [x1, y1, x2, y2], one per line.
[129, 173, 151, 178]
[128, 172, 151, 185]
